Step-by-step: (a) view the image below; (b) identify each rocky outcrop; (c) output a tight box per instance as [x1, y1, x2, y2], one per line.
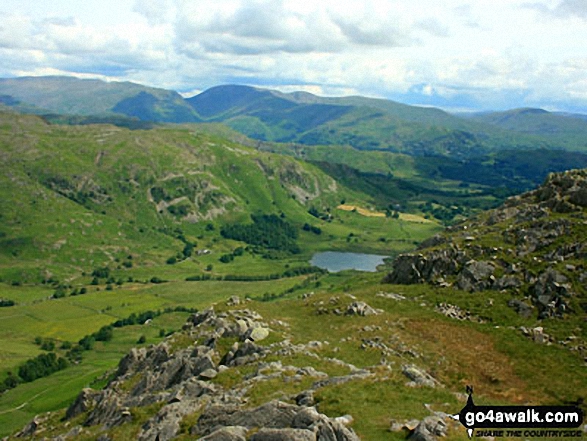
[402, 365, 439, 388]
[17, 307, 364, 440]
[409, 415, 448, 441]
[383, 248, 466, 285]
[192, 400, 358, 440]
[384, 170, 586, 320]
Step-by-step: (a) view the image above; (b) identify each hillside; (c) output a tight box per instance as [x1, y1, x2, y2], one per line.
[0, 110, 366, 283]
[385, 169, 587, 325]
[187, 85, 557, 157]
[466, 108, 587, 151]
[5, 76, 587, 159]
[2, 170, 586, 440]
[0, 77, 200, 123]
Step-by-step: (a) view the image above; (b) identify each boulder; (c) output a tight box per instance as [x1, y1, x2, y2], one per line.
[345, 301, 381, 316]
[245, 326, 270, 342]
[84, 389, 132, 428]
[226, 296, 241, 306]
[508, 299, 534, 318]
[533, 268, 573, 318]
[456, 261, 495, 292]
[199, 368, 218, 380]
[139, 400, 201, 441]
[384, 248, 465, 285]
[402, 365, 438, 388]
[409, 415, 448, 441]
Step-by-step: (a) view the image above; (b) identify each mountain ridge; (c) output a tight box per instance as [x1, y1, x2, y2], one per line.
[4, 75, 587, 157]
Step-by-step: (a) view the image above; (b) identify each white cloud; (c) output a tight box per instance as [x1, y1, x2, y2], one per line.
[0, 0, 585, 112]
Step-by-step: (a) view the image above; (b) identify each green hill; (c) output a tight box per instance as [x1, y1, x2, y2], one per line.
[0, 77, 200, 123]
[1, 111, 586, 440]
[4, 76, 587, 159]
[466, 108, 587, 151]
[0, 111, 348, 282]
[187, 85, 564, 157]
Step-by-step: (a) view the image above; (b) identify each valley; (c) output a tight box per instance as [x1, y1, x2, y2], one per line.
[0, 77, 586, 440]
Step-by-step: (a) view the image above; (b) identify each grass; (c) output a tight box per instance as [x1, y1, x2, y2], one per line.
[2, 267, 586, 439]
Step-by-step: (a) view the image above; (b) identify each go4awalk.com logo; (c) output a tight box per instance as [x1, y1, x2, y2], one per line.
[451, 387, 584, 438]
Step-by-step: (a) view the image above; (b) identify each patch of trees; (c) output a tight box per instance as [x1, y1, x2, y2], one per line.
[166, 241, 196, 265]
[52, 284, 88, 299]
[1, 307, 198, 392]
[186, 266, 325, 282]
[302, 223, 322, 235]
[219, 246, 245, 264]
[2, 352, 69, 390]
[220, 214, 300, 254]
[0, 299, 15, 307]
[17, 352, 68, 383]
[308, 207, 332, 222]
[167, 203, 190, 217]
[92, 267, 111, 279]
[419, 201, 466, 225]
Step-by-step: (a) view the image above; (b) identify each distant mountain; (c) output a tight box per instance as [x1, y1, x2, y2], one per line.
[465, 108, 587, 151]
[188, 85, 558, 157]
[3, 76, 587, 157]
[0, 76, 200, 123]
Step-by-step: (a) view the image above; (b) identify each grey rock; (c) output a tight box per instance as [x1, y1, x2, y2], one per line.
[221, 340, 267, 367]
[139, 399, 203, 441]
[199, 426, 248, 441]
[409, 415, 448, 441]
[245, 326, 270, 342]
[168, 378, 217, 403]
[418, 234, 446, 249]
[295, 390, 315, 407]
[65, 388, 100, 420]
[508, 299, 534, 318]
[402, 365, 438, 388]
[194, 401, 300, 436]
[533, 268, 573, 318]
[292, 407, 323, 429]
[456, 261, 495, 292]
[84, 389, 132, 428]
[227, 296, 241, 306]
[250, 428, 315, 441]
[15, 415, 48, 438]
[117, 347, 148, 377]
[199, 368, 218, 380]
[345, 301, 381, 316]
[494, 275, 522, 291]
[384, 248, 465, 285]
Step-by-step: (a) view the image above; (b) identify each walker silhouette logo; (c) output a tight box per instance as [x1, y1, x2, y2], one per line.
[451, 387, 584, 438]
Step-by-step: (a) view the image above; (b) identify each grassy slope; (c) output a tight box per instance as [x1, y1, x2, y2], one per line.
[467, 108, 587, 151]
[0, 111, 445, 436]
[189, 85, 566, 157]
[0, 111, 377, 282]
[0, 76, 196, 120]
[3, 272, 584, 439]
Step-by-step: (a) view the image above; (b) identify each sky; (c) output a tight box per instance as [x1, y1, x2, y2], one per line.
[0, 0, 586, 113]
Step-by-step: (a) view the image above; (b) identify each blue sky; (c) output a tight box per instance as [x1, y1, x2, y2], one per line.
[1, 0, 586, 113]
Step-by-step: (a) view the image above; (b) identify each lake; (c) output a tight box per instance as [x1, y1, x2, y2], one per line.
[310, 251, 389, 273]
